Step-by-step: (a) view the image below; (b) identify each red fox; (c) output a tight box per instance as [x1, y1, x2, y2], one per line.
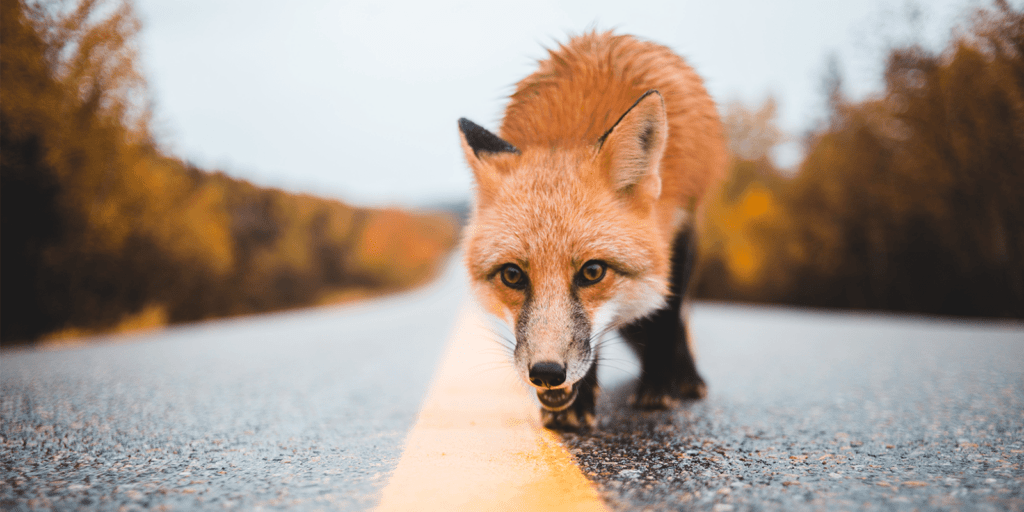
[458, 31, 726, 430]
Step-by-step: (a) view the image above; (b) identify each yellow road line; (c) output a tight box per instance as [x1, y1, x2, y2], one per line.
[376, 303, 610, 511]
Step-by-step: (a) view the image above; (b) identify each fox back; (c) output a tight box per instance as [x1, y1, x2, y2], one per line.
[459, 31, 725, 428]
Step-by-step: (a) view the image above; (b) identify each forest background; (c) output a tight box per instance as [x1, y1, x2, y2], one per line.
[1, 0, 460, 344]
[2, 0, 1021, 344]
[696, 0, 1023, 318]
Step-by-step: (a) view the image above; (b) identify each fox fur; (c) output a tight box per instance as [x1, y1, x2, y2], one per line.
[459, 31, 726, 430]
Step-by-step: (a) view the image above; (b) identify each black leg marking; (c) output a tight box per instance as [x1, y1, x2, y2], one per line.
[541, 363, 598, 431]
[619, 227, 706, 409]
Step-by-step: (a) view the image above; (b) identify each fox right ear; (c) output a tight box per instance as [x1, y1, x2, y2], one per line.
[596, 90, 667, 204]
[458, 118, 520, 163]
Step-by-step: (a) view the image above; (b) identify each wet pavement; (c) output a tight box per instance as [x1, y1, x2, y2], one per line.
[570, 304, 1024, 511]
[0, 259, 465, 511]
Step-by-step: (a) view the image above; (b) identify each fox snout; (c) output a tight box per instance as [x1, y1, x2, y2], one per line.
[512, 288, 594, 397]
[527, 360, 583, 412]
[515, 341, 592, 393]
[528, 361, 566, 388]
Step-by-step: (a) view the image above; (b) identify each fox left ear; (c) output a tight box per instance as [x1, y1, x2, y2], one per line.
[458, 118, 520, 161]
[596, 90, 667, 202]
[458, 118, 519, 207]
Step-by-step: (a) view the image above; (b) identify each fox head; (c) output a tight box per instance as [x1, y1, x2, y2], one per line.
[460, 91, 674, 408]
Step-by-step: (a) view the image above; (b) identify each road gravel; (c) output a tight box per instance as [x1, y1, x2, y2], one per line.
[1, 260, 465, 511]
[569, 304, 1024, 511]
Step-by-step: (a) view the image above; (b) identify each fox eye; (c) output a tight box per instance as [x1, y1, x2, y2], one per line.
[577, 260, 607, 286]
[499, 264, 527, 289]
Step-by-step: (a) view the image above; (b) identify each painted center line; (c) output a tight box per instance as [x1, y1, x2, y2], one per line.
[376, 302, 609, 511]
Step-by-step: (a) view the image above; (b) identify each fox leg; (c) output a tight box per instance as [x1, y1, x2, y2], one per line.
[539, 363, 598, 430]
[619, 227, 707, 409]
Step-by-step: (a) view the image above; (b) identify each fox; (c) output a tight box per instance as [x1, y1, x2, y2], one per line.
[458, 31, 726, 430]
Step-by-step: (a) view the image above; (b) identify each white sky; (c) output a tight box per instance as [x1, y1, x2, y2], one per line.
[136, 0, 1000, 207]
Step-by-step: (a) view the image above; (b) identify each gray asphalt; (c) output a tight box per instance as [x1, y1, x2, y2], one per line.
[573, 304, 1024, 511]
[1, 258, 466, 511]
[3, 261, 1023, 511]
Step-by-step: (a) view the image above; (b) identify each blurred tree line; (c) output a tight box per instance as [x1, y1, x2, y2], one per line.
[1, 0, 459, 344]
[696, 0, 1024, 319]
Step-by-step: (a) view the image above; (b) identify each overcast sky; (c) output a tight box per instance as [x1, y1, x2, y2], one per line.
[136, 0, 999, 207]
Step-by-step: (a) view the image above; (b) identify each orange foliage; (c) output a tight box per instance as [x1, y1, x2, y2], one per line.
[696, 1, 1024, 318]
[354, 209, 459, 289]
[1, 0, 461, 343]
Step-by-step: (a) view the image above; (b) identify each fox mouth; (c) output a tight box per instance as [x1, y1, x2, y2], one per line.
[537, 384, 578, 411]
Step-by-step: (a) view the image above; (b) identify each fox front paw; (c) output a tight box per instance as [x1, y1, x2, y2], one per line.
[633, 377, 707, 409]
[678, 377, 707, 399]
[541, 407, 595, 431]
[632, 387, 678, 410]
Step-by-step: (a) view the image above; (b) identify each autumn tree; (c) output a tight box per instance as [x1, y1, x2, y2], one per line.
[697, 1, 1023, 318]
[2, 0, 459, 343]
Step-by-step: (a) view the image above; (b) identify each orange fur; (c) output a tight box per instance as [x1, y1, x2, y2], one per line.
[501, 31, 727, 235]
[460, 31, 725, 391]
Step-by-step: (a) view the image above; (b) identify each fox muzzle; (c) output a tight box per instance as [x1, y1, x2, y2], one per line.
[537, 384, 578, 411]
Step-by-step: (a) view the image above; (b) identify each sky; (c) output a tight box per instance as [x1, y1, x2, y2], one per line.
[135, 0, 999, 207]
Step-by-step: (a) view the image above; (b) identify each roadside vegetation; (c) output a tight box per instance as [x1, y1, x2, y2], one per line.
[695, 0, 1024, 319]
[1, 0, 459, 344]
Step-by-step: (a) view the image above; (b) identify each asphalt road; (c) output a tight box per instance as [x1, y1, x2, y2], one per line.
[571, 305, 1024, 511]
[3, 258, 1023, 511]
[1, 259, 466, 511]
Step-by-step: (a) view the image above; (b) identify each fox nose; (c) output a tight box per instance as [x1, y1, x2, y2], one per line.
[529, 362, 566, 388]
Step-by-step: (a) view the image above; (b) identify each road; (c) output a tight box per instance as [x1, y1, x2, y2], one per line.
[1, 258, 466, 511]
[2, 257, 1023, 511]
[571, 305, 1024, 511]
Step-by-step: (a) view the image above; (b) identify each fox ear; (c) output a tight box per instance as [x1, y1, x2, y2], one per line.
[458, 118, 519, 162]
[596, 90, 667, 201]
[459, 118, 518, 207]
